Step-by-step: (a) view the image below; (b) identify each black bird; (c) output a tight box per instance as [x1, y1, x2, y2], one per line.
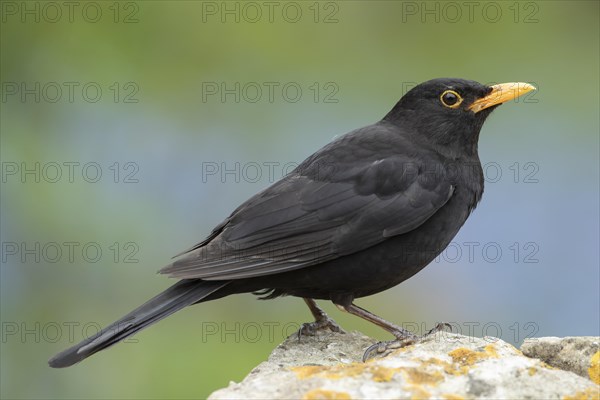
[49, 78, 535, 367]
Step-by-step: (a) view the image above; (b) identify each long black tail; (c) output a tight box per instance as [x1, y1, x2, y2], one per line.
[48, 280, 229, 368]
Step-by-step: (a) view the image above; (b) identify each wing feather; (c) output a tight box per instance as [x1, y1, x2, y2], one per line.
[161, 130, 454, 280]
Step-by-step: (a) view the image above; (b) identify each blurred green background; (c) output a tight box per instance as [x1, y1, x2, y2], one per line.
[1, 1, 598, 398]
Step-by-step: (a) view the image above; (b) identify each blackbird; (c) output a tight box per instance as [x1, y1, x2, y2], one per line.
[49, 78, 535, 367]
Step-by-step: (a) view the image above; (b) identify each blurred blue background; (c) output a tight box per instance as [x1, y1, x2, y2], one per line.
[1, 1, 598, 398]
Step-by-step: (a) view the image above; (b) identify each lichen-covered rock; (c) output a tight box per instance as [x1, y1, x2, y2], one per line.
[521, 336, 600, 384]
[208, 331, 600, 400]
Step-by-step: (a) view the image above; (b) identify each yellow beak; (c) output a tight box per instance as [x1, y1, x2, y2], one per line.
[469, 82, 536, 113]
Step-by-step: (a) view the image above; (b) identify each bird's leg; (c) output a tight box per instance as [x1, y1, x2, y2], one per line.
[336, 302, 416, 338]
[336, 302, 451, 361]
[297, 298, 345, 339]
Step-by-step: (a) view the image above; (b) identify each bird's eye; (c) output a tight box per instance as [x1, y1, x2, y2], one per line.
[440, 90, 463, 109]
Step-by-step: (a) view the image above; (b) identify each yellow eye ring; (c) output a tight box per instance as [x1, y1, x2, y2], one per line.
[440, 90, 463, 109]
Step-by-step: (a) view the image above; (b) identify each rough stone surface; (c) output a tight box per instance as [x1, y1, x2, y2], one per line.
[208, 331, 600, 400]
[521, 336, 600, 384]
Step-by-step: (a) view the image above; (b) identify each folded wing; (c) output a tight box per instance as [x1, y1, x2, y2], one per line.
[160, 148, 453, 280]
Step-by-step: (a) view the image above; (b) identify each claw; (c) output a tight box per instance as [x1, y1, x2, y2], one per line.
[362, 322, 452, 361]
[297, 317, 345, 340]
[426, 322, 453, 336]
[362, 340, 400, 362]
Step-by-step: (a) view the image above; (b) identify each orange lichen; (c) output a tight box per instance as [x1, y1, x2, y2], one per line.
[303, 389, 352, 400]
[292, 363, 401, 382]
[448, 344, 499, 367]
[442, 394, 466, 400]
[370, 366, 400, 382]
[399, 366, 445, 400]
[402, 367, 444, 385]
[562, 387, 600, 400]
[418, 356, 468, 376]
[406, 385, 431, 400]
[589, 351, 600, 385]
[484, 344, 499, 358]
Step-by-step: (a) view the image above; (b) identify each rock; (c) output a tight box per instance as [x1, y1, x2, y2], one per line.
[521, 336, 600, 384]
[209, 331, 600, 400]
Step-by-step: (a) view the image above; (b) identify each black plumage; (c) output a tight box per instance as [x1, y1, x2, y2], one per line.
[49, 78, 535, 367]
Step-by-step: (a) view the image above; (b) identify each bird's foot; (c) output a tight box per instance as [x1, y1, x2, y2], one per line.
[362, 322, 452, 362]
[297, 316, 346, 339]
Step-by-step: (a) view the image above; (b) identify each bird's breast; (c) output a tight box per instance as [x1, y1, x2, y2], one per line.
[261, 183, 481, 300]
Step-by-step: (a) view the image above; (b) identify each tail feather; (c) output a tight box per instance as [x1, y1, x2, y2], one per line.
[48, 280, 229, 368]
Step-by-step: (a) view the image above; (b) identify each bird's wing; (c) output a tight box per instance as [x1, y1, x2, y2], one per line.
[160, 153, 453, 280]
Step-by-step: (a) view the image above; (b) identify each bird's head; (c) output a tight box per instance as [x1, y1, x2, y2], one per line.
[384, 78, 535, 156]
